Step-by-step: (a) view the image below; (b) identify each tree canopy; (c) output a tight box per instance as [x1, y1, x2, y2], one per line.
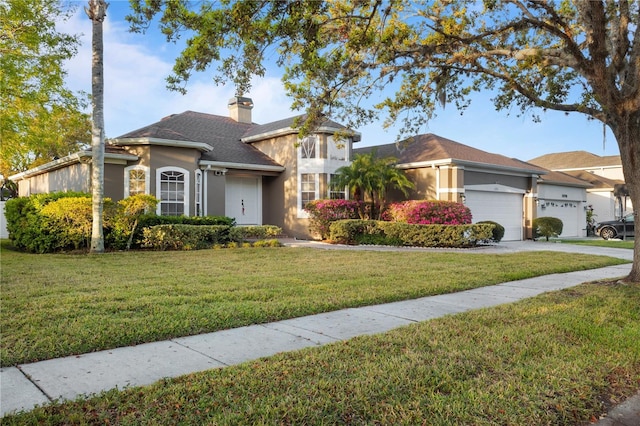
[128, 0, 640, 282]
[0, 0, 91, 179]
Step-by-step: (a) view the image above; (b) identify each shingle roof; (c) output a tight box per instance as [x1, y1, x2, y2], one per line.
[558, 170, 623, 190]
[355, 134, 546, 174]
[528, 151, 622, 169]
[114, 111, 282, 167]
[537, 170, 592, 187]
[242, 114, 348, 140]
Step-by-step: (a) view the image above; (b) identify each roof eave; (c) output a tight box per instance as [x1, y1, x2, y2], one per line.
[9, 151, 139, 181]
[242, 126, 361, 143]
[396, 158, 547, 176]
[110, 137, 213, 152]
[199, 160, 285, 173]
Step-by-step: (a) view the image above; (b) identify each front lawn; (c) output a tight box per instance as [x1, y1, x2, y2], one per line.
[559, 239, 635, 249]
[5, 281, 639, 425]
[0, 240, 628, 366]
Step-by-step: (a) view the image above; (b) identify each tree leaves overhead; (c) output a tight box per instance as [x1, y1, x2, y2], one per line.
[0, 0, 90, 178]
[127, 1, 637, 134]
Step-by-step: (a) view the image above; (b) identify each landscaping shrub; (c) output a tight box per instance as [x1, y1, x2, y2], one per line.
[129, 214, 235, 249]
[477, 220, 505, 243]
[40, 196, 116, 251]
[304, 199, 361, 239]
[107, 195, 159, 250]
[533, 216, 564, 241]
[383, 200, 472, 225]
[229, 225, 283, 242]
[4, 192, 107, 253]
[142, 224, 231, 250]
[251, 239, 283, 247]
[329, 219, 494, 247]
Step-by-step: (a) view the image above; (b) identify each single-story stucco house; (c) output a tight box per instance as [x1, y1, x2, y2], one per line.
[355, 135, 592, 240]
[529, 151, 633, 222]
[9, 98, 594, 240]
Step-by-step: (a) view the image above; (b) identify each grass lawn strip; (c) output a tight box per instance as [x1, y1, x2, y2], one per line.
[4, 282, 639, 425]
[558, 239, 634, 249]
[0, 242, 628, 366]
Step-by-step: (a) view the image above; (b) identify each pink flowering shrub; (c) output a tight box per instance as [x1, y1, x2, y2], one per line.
[305, 199, 361, 239]
[383, 200, 472, 225]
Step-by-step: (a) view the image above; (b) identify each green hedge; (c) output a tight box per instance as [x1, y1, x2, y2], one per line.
[4, 192, 236, 252]
[142, 224, 232, 250]
[228, 225, 283, 242]
[4, 192, 113, 253]
[329, 219, 495, 248]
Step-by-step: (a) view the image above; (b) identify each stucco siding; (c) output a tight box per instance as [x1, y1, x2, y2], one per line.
[464, 171, 529, 190]
[251, 134, 310, 237]
[149, 145, 201, 216]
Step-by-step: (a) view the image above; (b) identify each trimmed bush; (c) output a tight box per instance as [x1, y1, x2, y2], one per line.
[329, 219, 494, 248]
[304, 199, 361, 239]
[142, 224, 231, 250]
[533, 216, 563, 241]
[383, 200, 472, 225]
[4, 192, 114, 253]
[40, 196, 116, 251]
[477, 220, 505, 243]
[229, 225, 283, 242]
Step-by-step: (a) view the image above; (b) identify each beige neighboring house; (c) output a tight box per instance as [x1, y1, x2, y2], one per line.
[528, 151, 633, 222]
[356, 134, 557, 241]
[536, 171, 593, 237]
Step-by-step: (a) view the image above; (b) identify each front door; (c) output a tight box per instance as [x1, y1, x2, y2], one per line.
[225, 176, 261, 225]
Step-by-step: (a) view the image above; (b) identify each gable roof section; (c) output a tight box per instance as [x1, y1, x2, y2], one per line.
[537, 170, 592, 188]
[355, 134, 546, 175]
[528, 150, 622, 170]
[242, 114, 361, 142]
[558, 170, 623, 190]
[111, 111, 282, 169]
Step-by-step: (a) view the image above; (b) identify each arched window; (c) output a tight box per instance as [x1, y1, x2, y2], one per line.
[124, 165, 150, 198]
[156, 167, 190, 216]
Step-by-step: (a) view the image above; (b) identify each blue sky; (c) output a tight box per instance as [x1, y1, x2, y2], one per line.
[60, 1, 620, 161]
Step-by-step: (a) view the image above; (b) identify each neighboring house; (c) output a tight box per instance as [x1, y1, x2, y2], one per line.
[528, 151, 633, 221]
[536, 171, 592, 237]
[355, 134, 559, 241]
[9, 97, 360, 239]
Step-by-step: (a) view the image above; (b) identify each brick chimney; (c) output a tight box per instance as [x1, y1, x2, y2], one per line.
[228, 96, 254, 123]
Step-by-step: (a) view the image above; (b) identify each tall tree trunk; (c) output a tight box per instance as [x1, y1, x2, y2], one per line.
[610, 111, 640, 283]
[86, 0, 108, 253]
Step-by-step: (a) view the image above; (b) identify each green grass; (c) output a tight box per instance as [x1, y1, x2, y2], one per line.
[558, 238, 635, 249]
[0, 241, 628, 366]
[5, 282, 639, 425]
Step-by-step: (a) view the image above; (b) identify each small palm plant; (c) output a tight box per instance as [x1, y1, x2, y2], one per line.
[332, 150, 414, 219]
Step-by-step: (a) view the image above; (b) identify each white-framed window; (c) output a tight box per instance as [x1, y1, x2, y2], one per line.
[328, 174, 347, 199]
[299, 173, 318, 215]
[194, 169, 203, 217]
[327, 136, 347, 161]
[156, 166, 190, 216]
[124, 165, 150, 198]
[300, 135, 318, 159]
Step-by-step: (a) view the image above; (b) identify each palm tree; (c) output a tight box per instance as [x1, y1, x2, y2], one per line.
[86, 0, 108, 253]
[332, 151, 413, 219]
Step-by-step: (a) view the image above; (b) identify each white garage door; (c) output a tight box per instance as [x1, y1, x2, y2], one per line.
[465, 189, 524, 241]
[539, 201, 581, 237]
[226, 176, 261, 225]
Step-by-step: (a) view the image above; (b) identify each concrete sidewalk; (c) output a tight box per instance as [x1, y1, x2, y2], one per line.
[1, 241, 637, 423]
